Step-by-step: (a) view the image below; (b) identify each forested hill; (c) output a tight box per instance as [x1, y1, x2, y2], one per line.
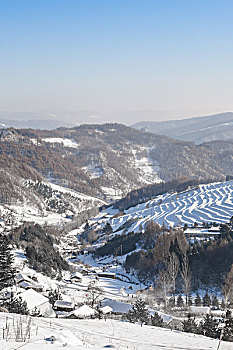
[0, 123, 233, 202]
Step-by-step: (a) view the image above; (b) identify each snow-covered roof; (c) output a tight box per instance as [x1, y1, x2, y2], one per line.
[19, 281, 43, 290]
[99, 305, 113, 314]
[149, 310, 173, 323]
[18, 289, 49, 310]
[70, 271, 83, 280]
[16, 273, 33, 284]
[189, 306, 210, 314]
[73, 304, 96, 317]
[101, 298, 132, 314]
[54, 300, 74, 309]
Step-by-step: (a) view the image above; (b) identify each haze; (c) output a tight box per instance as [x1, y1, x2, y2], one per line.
[1, 0, 233, 124]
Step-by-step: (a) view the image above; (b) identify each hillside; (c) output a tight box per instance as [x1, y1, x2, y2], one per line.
[82, 180, 233, 235]
[133, 112, 233, 144]
[2, 123, 233, 206]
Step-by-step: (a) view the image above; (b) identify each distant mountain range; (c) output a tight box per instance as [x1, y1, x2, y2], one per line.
[133, 112, 233, 144]
[0, 118, 75, 130]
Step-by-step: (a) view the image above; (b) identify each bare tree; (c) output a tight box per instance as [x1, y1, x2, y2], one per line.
[156, 269, 172, 310]
[180, 252, 191, 306]
[222, 264, 233, 306]
[87, 280, 103, 307]
[166, 252, 179, 301]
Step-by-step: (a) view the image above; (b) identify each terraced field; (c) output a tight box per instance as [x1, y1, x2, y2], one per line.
[95, 181, 233, 232]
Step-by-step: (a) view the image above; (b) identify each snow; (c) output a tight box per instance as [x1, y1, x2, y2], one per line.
[101, 298, 133, 314]
[189, 306, 210, 314]
[130, 147, 161, 184]
[91, 181, 233, 232]
[42, 137, 79, 149]
[73, 304, 96, 317]
[0, 314, 232, 349]
[18, 289, 49, 310]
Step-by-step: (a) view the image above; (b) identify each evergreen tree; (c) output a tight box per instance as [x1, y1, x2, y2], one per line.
[188, 294, 193, 306]
[126, 299, 150, 327]
[212, 296, 219, 309]
[182, 313, 198, 333]
[195, 293, 202, 306]
[151, 312, 164, 327]
[6, 295, 28, 315]
[202, 292, 211, 306]
[221, 299, 225, 310]
[48, 289, 62, 306]
[0, 234, 16, 290]
[223, 316, 233, 342]
[199, 314, 219, 338]
[177, 295, 184, 307]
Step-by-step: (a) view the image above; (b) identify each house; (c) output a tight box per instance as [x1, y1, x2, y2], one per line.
[18, 289, 54, 317]
[18, 281, 43, 292]
[70, 271, 83, 282]
[189, 306, 210, 314]
[54, 300, 75, 312]
[100, 298, 132, 314]
[97, 272, 115, 279]
[72, 304, 97, 319]
[99, 305, 113, 314]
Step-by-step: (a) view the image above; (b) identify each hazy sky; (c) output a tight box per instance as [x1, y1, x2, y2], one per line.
[1, 0, 233, 123]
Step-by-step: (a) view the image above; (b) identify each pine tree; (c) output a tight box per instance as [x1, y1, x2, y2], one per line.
[6, 295, 28, 315]
[199, 314, 219, 338]
[202, 292, 211, 306]
[182, 313, 198, 333]
[177, 295, 184, 307]
[221, 299, 225, 310]
[222, 311, 233, 342]
[151, 312, 164, 327]
[0, 234, 16, 290]
[48, 289, 62, 306]
[188, 294, 193, 306]
[195, 293, 202, 306]
[212, 296, 219, 309]
[126, 299, 150, 327]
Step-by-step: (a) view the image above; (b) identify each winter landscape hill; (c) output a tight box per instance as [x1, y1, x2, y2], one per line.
[2, 123, 233, 206]
[133, 112, 233, 144]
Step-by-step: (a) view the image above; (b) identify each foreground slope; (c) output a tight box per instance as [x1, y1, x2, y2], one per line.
[0, 314, 232, 350]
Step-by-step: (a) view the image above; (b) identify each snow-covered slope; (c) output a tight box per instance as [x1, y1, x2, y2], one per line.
[0, 179, 104, 231]
[89, 181, 233, 234]
[0, 314, 232, 349]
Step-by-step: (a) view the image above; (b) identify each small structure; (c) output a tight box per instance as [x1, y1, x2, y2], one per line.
[97, 272, 115, 279]
[18, 289, 54, 317]
[54, 300, 75, 312]
[70, 271, 83, 282]
[72, 304, 97, 319]
[99, 305, 113, 315]
[100, 298, 132, 315]
[189, 306, 210, 314]
[19, 281, 43, 292]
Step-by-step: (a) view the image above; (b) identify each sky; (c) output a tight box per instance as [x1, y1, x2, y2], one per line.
[0, 0, 233, 124]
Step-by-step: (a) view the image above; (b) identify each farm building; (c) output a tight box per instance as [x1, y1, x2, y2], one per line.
[18, 289, 54, 317]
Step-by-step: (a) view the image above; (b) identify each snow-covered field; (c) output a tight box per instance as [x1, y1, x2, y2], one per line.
[92, 181, 233, 233]
[0, 313, 232, 350]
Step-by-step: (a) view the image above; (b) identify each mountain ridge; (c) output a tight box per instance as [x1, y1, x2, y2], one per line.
[132, 112, 233, 144]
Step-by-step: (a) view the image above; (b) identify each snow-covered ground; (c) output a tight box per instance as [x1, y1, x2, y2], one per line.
[90, 181, 233, 233]
[0, 180, 104, 231]
[130, 147, 161, 185]
[42, 137, 79, 149]
[0, 313, 232, 350]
